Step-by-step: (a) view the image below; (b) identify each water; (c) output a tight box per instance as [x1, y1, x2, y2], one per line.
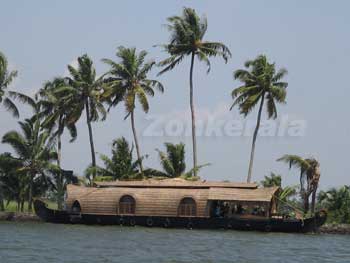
[0, 222, 349, 263]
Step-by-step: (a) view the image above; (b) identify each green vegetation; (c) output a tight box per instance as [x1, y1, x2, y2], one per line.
[86, 137, 142, 181]
[2, 116, 58, 211]
[144, 142, 208, 178]
[261, 173, 297, 202]
[36, 78, 78, 209]
[318, 186, 350, 224]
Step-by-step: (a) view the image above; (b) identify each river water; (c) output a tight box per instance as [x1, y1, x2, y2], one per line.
[0, 222, 349, 263]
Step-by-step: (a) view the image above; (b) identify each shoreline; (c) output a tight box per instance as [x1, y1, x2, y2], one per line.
[0, 212, 41, 222]
[318, 224, 350, 235]
[1, 212, 349, 234]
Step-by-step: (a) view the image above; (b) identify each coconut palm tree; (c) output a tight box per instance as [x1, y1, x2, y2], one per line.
[158, 7, 231, 176]
[153, 142, 186, 178]
[261, 172, 282, 187]
[0, 51, 35, 118]
[37, 77, 77, 165]
[87, 137, 142, 182]
[63, 54, 107, 179]
[231, 55, 288, 182]
[102, 46, 164, 174]
[36, 78, 77, 208]
[145, 142, 208, 178]
[277, 155, 320, 214]
[1, 117, 58, 211]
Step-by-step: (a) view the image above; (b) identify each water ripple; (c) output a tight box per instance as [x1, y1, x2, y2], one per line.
[0, 222, 349, 263]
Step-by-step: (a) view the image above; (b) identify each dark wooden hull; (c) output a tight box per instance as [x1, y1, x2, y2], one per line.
[34, 200, 326, 233]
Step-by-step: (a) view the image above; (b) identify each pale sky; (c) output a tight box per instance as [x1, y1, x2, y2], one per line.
[1, 1, 349, 189]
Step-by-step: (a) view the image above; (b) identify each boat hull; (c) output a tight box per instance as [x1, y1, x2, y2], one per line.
[34, 200, 326, 233]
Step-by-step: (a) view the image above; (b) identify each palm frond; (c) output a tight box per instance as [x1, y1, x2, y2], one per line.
[272, 68, 288, 82]
[157, 55, 185, 76]
[1, 130, 29, 158]
[8, 91, 36, 110]
[277, 155, 311, 171]
[266, 93, 278, 119]
[196, 50, 211, 73]
[201, 42, 232, 62]
[184, 163, 210, 177]
[156, 149, 175, 176]
[2, 97, 19, 118]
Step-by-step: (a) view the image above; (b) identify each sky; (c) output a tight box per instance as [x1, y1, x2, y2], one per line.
[0, 0, 349, 189]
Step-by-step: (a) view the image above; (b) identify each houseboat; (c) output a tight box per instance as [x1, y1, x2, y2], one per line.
[34, 178, 327, 232]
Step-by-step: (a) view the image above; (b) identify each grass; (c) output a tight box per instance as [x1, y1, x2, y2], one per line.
[3, 200, 58, 213]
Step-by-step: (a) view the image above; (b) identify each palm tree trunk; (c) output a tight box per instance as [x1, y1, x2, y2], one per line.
[311, 186, 318, 215]
[85, 100, 96, 183]
[28, 172, 34, 211]
[0, 188, 4, 211]
[303, 192, 310, 214]
[189, 52, 197, 176]
[57, 130, 63, 210]
[247, 94, 265, 183]
[131, 110, 144, 174]
[0, 196, 5, 211]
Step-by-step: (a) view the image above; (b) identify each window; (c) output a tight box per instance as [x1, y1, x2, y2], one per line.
[119, 195, 135, 215]
[72, 200, 81, 214]
[178, 197, 196, 217]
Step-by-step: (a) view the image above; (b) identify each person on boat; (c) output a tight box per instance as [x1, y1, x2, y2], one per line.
[259, 206, 266, 216]
[237, 204, 243, 214]
[223, 203, 230, 218]
[215, 205, 221, 217]
[231, 205, 237, 215]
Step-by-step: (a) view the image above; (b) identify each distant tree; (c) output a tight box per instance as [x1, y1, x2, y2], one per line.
[0, 152, 25, 211]
[86, 137, 142, 182]
[277, 155, 320, 214]
[36, 77, 78, 209]
[1, 117, 58, 211]
[318, 186, 350, 224]
[231, 55, 288, 183]
[158, 7, 231, 176]
[103, 47, 164, 174]
[64, 55, 107, 180]
[145, 142, 208, 179]
[0, 51, 35, 118]
[261, 172, 282, 187]
[260, 172, 297, 204]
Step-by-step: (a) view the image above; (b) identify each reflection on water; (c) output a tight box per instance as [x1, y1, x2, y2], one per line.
[0, 222, 349, 263]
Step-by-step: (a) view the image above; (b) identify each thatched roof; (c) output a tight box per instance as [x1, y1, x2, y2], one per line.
[208, 186, 280, 203]
[95, 178, 258, 189]
[66, 181, 278, 217]
[66, 184, 210, 217]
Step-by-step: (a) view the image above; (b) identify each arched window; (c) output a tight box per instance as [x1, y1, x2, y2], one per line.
[119, 195, 135, 215]
[178, 197, 196, 217]
[72, 200, 81, 214]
